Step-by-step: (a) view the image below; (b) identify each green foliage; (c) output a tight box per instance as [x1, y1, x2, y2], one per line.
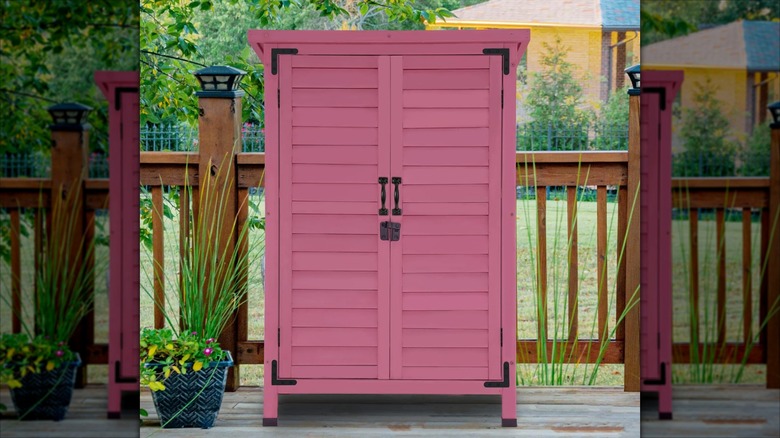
[591, 87, 629, 151]
[521, 36, 594, 151]
[673, 79, 739, 177]
[140, 0, 457, 128]
[525, 36, 594, 128]
[0, 0, 138, 154]
[740, 123, 771, 176]
[641, 0, 780, 44]
[139, 328, 225, 392]
[0, 333, 77, 390]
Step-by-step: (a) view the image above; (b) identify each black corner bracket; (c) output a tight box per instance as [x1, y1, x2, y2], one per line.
[271, 48, 299, 75]
[484, 361, 511, 388]
[271, 360, 297, 386]
[114, 361, 137, 384]
[643, 87, 668, 111]
[113, 87, 139, 111]
[482, 48, 510, 75]
[643, 362, 667, 386]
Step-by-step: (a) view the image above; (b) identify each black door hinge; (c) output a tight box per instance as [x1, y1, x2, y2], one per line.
[482, 48, 510, 75]
[271, 360, 297, 386]
[484, 361, 510, 388]
[643, 362, 667, 386]
[271, 48, 299, 75]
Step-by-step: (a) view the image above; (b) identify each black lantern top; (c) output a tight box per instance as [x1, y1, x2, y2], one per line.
[625, 64, 640, 96]
[769, 101, 780, 129]
[47, 102, 92, 131]
[194, 65, 246, 98]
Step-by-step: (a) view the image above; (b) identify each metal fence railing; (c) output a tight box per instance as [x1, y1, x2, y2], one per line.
[516, 121, 629, 151]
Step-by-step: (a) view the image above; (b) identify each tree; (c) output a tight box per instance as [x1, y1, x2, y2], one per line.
[521, 36, 594, 151]
[139, 0, 457, 128]
[0, 1, 138, 154]
[673, 79, 739, 177]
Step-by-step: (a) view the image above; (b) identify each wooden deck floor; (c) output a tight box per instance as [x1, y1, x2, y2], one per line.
[2, 385, 777, 437]
[0, 385, 138, 438]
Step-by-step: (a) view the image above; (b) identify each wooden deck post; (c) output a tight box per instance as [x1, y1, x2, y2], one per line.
[767, 112, 780, 389]
[624, 91, 641, 392]
[48, 103, 92, 388]
[194, 67, 245, 392]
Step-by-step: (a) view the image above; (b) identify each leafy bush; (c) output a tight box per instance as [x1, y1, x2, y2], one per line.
[139, 328, 225, 392]
[672, 79, 738, 176]
[740, 123, 771, 176]
[0, 334, 77, 389]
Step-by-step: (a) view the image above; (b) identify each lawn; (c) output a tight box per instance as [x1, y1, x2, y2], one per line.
[0, 195, 769, 386]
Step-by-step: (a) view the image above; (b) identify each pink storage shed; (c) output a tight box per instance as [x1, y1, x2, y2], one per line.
[639, 69, 683, 420]
[95, 71, 141, 419]
[249, 30, 528, 427]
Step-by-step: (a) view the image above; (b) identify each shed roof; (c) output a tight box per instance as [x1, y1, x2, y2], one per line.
[443, 0, 639, 30]
[642, 21, 780, 72]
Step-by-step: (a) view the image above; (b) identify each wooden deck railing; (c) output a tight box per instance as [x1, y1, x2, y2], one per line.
[670, 177, 773, 365]
[3, 94, 778, 392]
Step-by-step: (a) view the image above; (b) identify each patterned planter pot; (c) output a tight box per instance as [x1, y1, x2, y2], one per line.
[147, 351, 233, 429]
[9, 353, 81, 421]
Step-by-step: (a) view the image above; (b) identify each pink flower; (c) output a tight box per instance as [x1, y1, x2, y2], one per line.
[191, 331, 197, 336]
[57, 341, 64, 346]
[55, 350, 64, 357]
[206, 338, 215, 344]
[203, 348, 213, 356]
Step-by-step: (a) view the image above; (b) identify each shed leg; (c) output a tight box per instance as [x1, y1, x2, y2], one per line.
[263, 379, 278, 426]
[501, 386, 517, 427]
[658, 386, 672, 420]
[107, 387, 121, 419]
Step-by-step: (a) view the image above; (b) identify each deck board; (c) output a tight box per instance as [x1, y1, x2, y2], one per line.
[2, 385, 777, 437]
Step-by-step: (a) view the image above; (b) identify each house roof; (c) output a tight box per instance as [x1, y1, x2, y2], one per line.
[642, 21, 780, 72]
[443, 0, 639, 30]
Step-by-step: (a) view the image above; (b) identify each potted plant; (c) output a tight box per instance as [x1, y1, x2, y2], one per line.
[0, 184, 100, 420]
[140, 161, 254, 429]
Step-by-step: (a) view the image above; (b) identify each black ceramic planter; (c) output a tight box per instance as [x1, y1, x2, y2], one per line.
[9, 353, 81, 421]
[146, 351, 233, 429]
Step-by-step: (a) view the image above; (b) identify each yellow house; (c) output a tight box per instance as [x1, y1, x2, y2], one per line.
[427, 0, 640, 113]
[642, 20, 780, 142]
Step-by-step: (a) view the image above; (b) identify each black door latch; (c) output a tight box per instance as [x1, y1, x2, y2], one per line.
[380, 221, 401, 241]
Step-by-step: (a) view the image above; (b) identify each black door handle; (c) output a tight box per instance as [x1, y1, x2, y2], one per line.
[378, 177, 388, 215]
[392, 177, 402, 215]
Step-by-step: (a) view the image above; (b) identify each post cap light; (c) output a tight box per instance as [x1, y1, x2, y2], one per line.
[769, 101, 780, 129]
[625, 65, 640, 96]
[194, 65, 246, 98]
[47, 102, 92, 131]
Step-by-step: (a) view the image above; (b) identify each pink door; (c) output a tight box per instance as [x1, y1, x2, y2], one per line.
[640, 89, 662, 381]
[118, 89, 141, 378]
[389, 56, 504, 381]
[277, 54, 503, 381]
[278, 55, 391, 380]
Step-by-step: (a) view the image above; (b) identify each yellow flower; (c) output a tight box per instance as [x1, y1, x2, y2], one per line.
[193, 361, 203, 372]
[6, 348, 14, 359]
[148, 345, 157, 358]
[165, 343, 174, 350]
[171, 365, 181, 375]
[149, 381, 165, 392]
[164, 367, 171, 378]
[46, 361, 55, 371]
[7, 379, 22, 389]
